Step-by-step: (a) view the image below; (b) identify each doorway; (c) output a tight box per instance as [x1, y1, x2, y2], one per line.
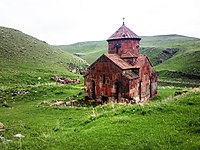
[115, 82, 119, 102]
[139, 80, 142, 100]
[91, 80, 96, 99]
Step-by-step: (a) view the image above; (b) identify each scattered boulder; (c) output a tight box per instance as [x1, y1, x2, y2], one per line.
[66, 62, 88, 74]
[51, 76, 80, 84]
[71, 69, 77, 73]
[174, 90, 188, 96]
[65, 99, 85, 106]
[13, 134, 25, 138]
[53, 101, 65, 106]
[12, 90, 29, 96]
[48, 98, 86, 107]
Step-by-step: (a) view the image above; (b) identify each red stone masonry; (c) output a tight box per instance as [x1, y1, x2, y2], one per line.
[84, 22, 158, 104]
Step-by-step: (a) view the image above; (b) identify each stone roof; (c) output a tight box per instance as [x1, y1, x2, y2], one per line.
[120, 52, 138, 58]
[106, 54, 153, 70]
[107, 24, 141, 41]
[87, 53, 152, 73]
[87, 54, 133, 71]
[104, 54, 134, 70]
[134, 54, 153, 68]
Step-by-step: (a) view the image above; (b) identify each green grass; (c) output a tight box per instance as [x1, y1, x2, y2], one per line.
[0, 26, 88, 87]
[1, 85, 200, 149]
[1, 26, 200, 149]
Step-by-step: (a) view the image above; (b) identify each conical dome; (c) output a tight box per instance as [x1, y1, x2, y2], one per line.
[107, 24, 141, 41]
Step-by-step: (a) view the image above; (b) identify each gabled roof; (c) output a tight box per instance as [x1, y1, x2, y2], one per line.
[88, 54, 153, 72]
[134, 54, 153, 68]
[88, 54, 134, 70]
[107, 24, 141, 41]
[104, 54, 134, 70]
[121, 52, 138, 58]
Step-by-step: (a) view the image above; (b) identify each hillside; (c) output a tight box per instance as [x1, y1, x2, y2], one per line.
[140, 35, 200, 81]
[58, 35, 200, 81]
[58, 41, 106, 64]
[0, 27, 88, 87]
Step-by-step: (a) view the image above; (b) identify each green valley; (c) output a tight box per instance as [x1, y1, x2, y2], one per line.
[0, 27, 200, 150]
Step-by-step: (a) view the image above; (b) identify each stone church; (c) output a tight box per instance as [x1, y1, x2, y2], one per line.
[84, 21, 158, 103]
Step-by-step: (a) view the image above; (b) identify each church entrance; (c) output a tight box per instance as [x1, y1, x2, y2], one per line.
[91, 80, 96, 99]
[115, 82, 119, 102]
[139, 80, 142, 100]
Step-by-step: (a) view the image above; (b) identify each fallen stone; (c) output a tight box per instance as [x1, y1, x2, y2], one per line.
[51, 76, 80, 84]
[53, 101, 65, 106]
[12, 90, 29, 96]
[13, 134, 25, 138]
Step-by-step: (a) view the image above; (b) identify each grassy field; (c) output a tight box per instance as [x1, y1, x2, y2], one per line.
[0, 84, 200, 149]
[1, 27, 200, 149]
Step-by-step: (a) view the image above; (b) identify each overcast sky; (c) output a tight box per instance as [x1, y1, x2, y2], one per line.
[0, 0, 200, 45]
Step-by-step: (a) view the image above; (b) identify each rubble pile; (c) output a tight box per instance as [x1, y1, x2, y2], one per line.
[51, 76, 80, 84]
[11, 90, 29, 96]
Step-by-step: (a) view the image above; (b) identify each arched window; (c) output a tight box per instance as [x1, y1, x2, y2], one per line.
[115, 43, 120, 53]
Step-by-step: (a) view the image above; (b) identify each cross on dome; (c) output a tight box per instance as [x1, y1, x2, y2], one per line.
[123, 17, 125, 25]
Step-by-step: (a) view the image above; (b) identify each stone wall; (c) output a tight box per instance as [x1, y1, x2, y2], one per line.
[150, 72, 158, 97]
[84, 56, 123, 100]
[108, 39, 140, 56]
